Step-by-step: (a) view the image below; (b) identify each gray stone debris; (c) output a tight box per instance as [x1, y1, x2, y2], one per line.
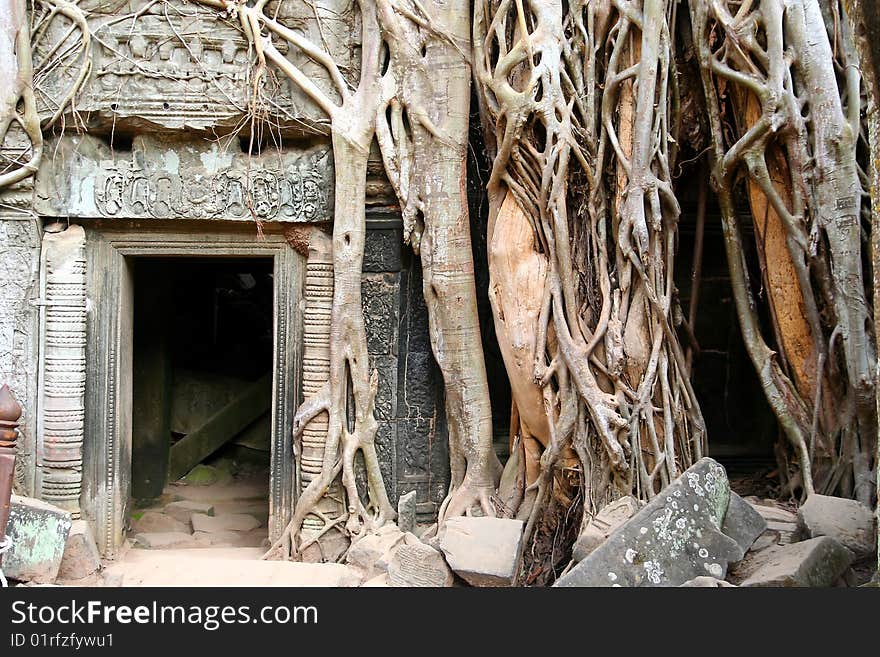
[573, 496, 642, 562]
[439, 516, 524, 586]
[387, 542, 454, 587]
[397, 490, 417, 534]
[746, 499, 799, 544]
[3, 495, 72, 584]
[133, 532, 206, 549]
[191, 513, 261, 533]
[797, 494, 877, 560]
[739, 536, 854, 587]
[721, 492, 767, 554]
[164, 500, 214, 524]
[58, 520, 101, 581]
[346, 525, 407, 578]
[131, 511, 190, 535]
[555, 458, 743, 587]
[680, 576, 736, 587]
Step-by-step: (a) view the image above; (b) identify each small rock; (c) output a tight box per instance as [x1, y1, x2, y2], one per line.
[797, 494, 877, 559]
[164, 501, 214, 524]
[3, 495, 72, 584]
[439, 516, 524, 586]
[555, 458, 743, 587]
[573, 496, 641, 561]
[680, 576, 736, 587]
[721, 492, 767, 554]
[739, 537, 854, 587]
[101, 572, 124, 587]
[387, 543, 453, 587]
[397, 491, 417, 534]
[58, 520, 101, 581]
[133, 532, 206, 549]
[132, 511, 190, 534]
[346, 527, 406, 577]
[191, 513, 261, 533]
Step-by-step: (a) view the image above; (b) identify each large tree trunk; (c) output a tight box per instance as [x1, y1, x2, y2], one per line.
[690, 0, 877, 502]
[474, 0, 704, 581]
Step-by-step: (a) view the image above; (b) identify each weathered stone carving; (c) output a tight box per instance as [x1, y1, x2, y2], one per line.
[33, 0, 359, 134]
[34, 134, 333, 223]
[36, 225, 87, 517]
[300, 228, 344, 533]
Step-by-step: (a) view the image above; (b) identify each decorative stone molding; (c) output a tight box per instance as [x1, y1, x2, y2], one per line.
[34, 135, 333, 223]
[36, 225, 87, 517]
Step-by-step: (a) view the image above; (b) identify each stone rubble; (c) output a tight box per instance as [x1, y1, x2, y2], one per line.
[397, 490, 417, 534]
[131, 510, 191, 535]
[438, 516, 524, 586]
[163, 500, 215, 524]
[572, 496, 642, 562]
[555, 458, 746, 587]
[738, 536, 854, 587]
[58, 520, 101, 581]
[387, 542, 454, 587]
[3, 495, 72, 584]
[796, 494, 877, 560]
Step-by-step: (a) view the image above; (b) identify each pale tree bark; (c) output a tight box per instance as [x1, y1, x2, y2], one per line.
[841, 0, 880, 575]
[473, 0, 704, 579]
[689, 0, 877, 503]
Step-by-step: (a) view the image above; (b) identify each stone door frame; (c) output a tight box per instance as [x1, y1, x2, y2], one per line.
[75, 222, 303, 558]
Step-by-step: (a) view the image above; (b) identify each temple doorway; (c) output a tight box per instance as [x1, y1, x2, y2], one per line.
[127, 257, 273, 551]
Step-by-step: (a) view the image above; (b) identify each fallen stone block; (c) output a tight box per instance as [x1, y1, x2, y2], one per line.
[191, 513, 261, 533]
[3, 495, 72, 584]
[58, 520, 101, 581]
[746, 499, 799, 544]
[192, 529, 267, 548]
[133, 532, 206, 549]
[721, 492, 766, 554]
[164, 500, 214, 524]
[132, 511, 190, 534]
[739, 536, 853, 587]
[439, 516, 524, 586]
[797, 494, 877, 560]
[680, 576, 736, 587]
[573, 496, 641, 562]
[397, 490, 417, 534]
[555, 458, 743, 587]
[387, 543, 453, 587]
[346, 526, 406, 577]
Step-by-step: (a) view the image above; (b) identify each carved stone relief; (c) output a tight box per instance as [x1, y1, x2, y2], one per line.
[34, 134, 333, 223]
[33, 0, 360, 135]
[36, 225, 87, 517]
[0, 171, 40, 498]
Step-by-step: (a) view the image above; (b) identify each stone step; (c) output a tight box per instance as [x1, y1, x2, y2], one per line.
[101, 549, 362, 586]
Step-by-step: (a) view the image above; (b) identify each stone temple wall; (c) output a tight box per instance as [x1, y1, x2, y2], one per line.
[1, 0, 450, 526]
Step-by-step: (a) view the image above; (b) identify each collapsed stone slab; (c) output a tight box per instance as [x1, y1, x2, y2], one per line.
[3, 495, 72, 584]
[739, 537, 853, 587]
[132, 511, 190, 535]
[58, 520, 101, 581]
[572, 496, 642, 562]
[721, 492, 766, 554]
[439, 516, 524, 586]
[797, 494, 877, 560]
[397, 491, 417, 534]
[191, 513, 261, 533]
[387, 542, 454, 587]
[555, 458, 742, 587]
[164, 501, 214, 524]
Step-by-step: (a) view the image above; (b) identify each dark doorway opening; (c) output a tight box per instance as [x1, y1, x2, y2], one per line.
[129, 256, 274, 549]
